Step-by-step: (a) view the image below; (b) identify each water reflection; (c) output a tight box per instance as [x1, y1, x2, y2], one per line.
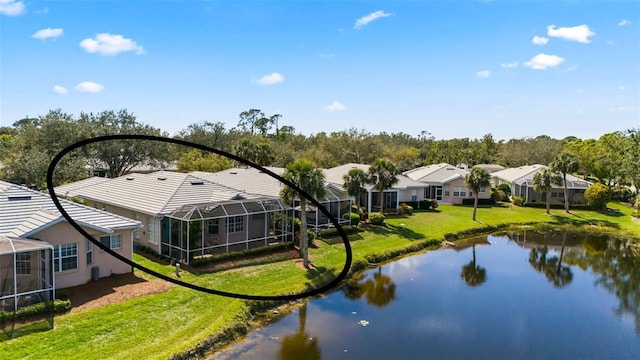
[527, 231, 573, 288]
[460, 243, 487, 287]
[278, 303, 321, 360]
[343, 267, 396, 308]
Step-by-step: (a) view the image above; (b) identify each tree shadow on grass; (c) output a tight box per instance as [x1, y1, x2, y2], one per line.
[551, 214, 620, 229]
[0, 316, 53, 341]
[303, 266, 337, 292]
[360, 223, 424, 241]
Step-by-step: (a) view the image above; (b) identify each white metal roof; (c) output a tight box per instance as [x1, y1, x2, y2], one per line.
[0, 180, 140, 237]
[0, 235, 53, 256]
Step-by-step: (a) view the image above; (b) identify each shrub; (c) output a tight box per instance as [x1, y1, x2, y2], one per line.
[369, 212, 385, 225]
[319, 225, 356, 238]
[0, 299, 71, 326]
[421, 199, 439, 210]
[461, 198, 495, 206]
[343, 212, 361, 227]
[584, 183, 611, 210]
[511, 196, 525, 206]
[398, 203, 414, 215]
[612, 186, 634, 202]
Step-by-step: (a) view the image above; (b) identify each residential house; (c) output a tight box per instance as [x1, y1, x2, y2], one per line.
[1, 180, 140, 312]
[192, 167, 353, 232]
[55, 171, 296, 264]
[403, 163, 491, 205]
[491, 164, 591, 204]
[323, 163, 429, 213]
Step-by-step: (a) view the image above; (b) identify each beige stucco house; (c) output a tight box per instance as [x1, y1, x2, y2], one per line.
[491, 164, 591, 204]
[323, 163, 429, 213]
[55, 171, 297, 264]
[1, 180, 140, 312]
[403, 163, 491, 205]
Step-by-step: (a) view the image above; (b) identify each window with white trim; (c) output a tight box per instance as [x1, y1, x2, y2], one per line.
[148, 217, 159, 245]
[53, 243, 78, 272]
[226, 216, 244, 233]
[453, 187, 467, 197]
[16, 253, 31, 275]
[100, 234, 122, 250]
[86, 240, 93, 265]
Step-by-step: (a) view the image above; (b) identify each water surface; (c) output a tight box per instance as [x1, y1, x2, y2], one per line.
[211, 230, 640, 359]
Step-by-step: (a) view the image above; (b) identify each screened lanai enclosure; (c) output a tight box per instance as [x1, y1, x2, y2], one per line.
[0, 236, 54, 313]
[160, 198, 297, 264]
[295, 185, 353, 232]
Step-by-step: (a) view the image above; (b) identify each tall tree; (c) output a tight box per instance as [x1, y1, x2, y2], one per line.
[465, 166, 491, 221]
[280, 159, 326, 268]
[83, 109, 172, 178]
[550, 152, 579, 213]
[342, 167, 370, 218]
[368, 158, 399, 213]
[237, 109, 264, 135]
[533, 167, 562, 214]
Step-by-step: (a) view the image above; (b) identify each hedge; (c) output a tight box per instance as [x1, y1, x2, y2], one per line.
[461, 198, 495, 206]
[0, 299, 71, 326]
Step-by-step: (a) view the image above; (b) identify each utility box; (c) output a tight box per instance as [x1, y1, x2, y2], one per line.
[91, 266, 100, 281]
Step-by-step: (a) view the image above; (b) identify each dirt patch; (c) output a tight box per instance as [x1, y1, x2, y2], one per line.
[66, 273, 172, 313]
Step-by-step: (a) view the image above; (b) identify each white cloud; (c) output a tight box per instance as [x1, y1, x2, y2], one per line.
[547, 24, 595, 43]
[51, 85, 68, 95]
[253, 72, 284, 85]
[608, 106, 636, 112]
[618, 19, 631, 26]
[524, 53, 565, 70]
[80, 33, 145, 55]
[75, 81, 104, 93]
[354, 10, 391, 30]
[0, 0, 25, 16]
[32, 28, 63, 40]
[532, 36, 549, 45]
[501, 61, 518, 69]
[324, 101, 345, 112]
[476, 70, 490, 78]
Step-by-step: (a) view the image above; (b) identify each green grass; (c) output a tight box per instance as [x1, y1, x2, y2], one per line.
[2, 202, 639, 359]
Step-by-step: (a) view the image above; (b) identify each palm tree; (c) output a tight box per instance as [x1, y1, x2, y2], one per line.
[368, 158, 399, 213]
[533, 167, 562, 214]
[550, 152, 579, 213]
[465, 166, 491, 221]
[281, 159, 326, 269]
[461, 244, 487, 287]
[342, 267, 397, 307]
[343, 167, 370, 219]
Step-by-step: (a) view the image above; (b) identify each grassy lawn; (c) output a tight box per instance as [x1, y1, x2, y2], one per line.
[2, 202, 639, 359]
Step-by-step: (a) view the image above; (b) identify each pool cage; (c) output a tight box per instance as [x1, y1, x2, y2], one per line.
[0, 236, 54, 313]
[294, 186, 354, 232]
[160, 198, 296, 264]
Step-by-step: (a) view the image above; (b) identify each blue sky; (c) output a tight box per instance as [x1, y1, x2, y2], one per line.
[1, 0, 638, 140]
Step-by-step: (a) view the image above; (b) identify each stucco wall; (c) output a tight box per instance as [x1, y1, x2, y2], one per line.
[33, 222, 133, 289]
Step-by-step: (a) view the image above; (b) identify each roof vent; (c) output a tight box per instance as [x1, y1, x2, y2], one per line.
[190, 181, 204, 185]
[126, 177, 134, 181]
[8, 195, 31, 201]
[230, 171, 237, 175]
[446, 167, 454, 170]
[157, 177, 167, 181]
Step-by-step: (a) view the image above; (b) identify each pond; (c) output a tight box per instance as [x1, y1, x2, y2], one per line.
[210, 229, 640, 359]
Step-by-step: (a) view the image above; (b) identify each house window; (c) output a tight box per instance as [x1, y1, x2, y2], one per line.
[53, 243, 78, 272]
[479, 187, 486, 193]
[453, 187, 467, 197]
[16, 253, 31, 275]
[148, 217, 159, 245]
[444, 188, 450, 197]
[86, 240, 93, 265]
[208, 219, 219, 234]
[100, 235, 122, 250]
[227, 216, 244, 233]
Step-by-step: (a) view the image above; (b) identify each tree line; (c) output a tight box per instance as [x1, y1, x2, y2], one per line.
[0, 108, 638, 195]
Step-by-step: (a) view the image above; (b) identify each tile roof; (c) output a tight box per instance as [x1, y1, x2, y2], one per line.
[403, 163, 469, 184]
[491, 164, 591, 188]
[55, 171, 262, 216]
[324, 163, 427, 190]
[0, 180, 140, 237]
